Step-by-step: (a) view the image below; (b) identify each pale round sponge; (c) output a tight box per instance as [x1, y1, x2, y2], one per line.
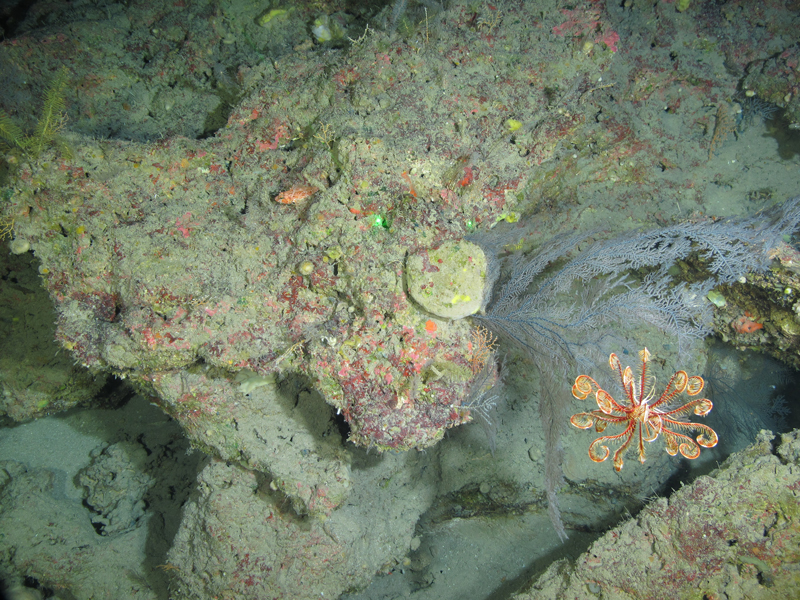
[406, 240, 487, 319]
[10, 238, 30, 254]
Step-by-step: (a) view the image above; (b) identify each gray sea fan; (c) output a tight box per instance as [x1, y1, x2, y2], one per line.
[388, 0, 408, 31]
[471, 196, 800, 540]
[475, 197, 800, 366]
[769, 396, 792, 430]
[737, 96, 780, 132]
[459, 351, 503, 455]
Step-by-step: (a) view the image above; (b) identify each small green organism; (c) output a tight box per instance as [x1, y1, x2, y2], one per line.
[0, 66, 72, 161]
[506, 118, 523, 132]
[706, 290, 727, 308]
[325, 246, 343, 261]
[255, 8, 289, 27]
[676, 0, 691, 12]
[0, 112, 24, 154]
[369, 213, 390, 230]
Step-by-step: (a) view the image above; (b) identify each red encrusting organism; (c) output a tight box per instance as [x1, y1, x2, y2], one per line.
[274, 185, 319, 204]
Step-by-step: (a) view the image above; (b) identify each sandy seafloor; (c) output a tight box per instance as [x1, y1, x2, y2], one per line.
[1, 0, 800, 599]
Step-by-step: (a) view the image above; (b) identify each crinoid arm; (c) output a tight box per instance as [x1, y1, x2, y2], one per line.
[620, 365, 636, 400]
[662, 420, 719, 459]
[596, 388, 627, 414]
[662, 397, 714, 418]
[666, 419, 719, 447]
[663, 429, 702, 459]
[569, 412, 598, 429]
[685, 375, 704, 396]
[572, 374, 600, 400]
[588, 437, 611, 463]
[695, 425, 719, 448]
[693, 398, 713, 416]
[572, 373, 629, 414]
[570, 412, 605, 432]
[650, 369, 689, 410]
[571, 410, 628, 431]
[588, 423, 635, 471]
[641, 413, 663, 442]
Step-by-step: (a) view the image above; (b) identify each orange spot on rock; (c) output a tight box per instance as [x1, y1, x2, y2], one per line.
[732, 314, 764, 334]
[275, 185, 319, 204]
[401, 171, 417, 198]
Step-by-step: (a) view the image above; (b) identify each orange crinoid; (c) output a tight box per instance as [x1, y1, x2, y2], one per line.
[569, 348, 718, 471]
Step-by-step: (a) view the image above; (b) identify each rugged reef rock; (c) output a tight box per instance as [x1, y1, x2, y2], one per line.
[516, 430, 800, 600]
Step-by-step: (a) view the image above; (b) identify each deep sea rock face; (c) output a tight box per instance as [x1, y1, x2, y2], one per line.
[4, 0, 800, 533]
[3, 0, 800, 598]
[3, 18, 550, 512]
